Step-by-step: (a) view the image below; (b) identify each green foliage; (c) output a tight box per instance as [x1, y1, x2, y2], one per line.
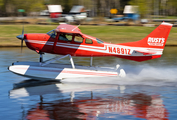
[0, 0, 3, 6]
[167, 0, 177, 7]
[128, 0, 152, 18]
[166, 0, 177, 12]
[129, 0, 177, 17]
[0, 0, 45, 16]
[1, 0, 177, 17]
[28, 0, 45, 12]
[11, 0, 45, 12]
[62, 0, 73, 13]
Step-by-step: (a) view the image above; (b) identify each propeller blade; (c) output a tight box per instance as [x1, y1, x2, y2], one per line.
[21, 39, 23, 53]
[16, 26, 25, 53]
[22, 26, 24, 36]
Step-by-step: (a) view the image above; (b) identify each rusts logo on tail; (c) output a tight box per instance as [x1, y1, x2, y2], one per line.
[147, 37, 165, 46]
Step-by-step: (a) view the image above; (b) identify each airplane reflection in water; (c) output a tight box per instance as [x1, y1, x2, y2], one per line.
[10, 81, 168, 120]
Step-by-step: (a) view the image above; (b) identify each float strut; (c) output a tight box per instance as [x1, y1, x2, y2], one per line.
[40, 54, 43, 62]
[41, 54, 75, 69]
[39, 53, 43, 66]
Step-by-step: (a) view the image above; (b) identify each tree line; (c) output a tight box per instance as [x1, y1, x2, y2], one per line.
[0, 0, 177, 18]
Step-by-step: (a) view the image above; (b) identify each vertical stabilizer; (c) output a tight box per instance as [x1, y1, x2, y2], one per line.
[119, 22, 173, 49]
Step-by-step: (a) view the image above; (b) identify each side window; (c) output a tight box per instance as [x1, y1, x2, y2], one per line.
[74, 35, 83, 43]
[85, 38, 93, 44]
[59, 34, 72, 41]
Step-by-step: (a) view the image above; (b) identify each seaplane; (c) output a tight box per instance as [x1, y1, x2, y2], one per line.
[8, 22, 173, 81]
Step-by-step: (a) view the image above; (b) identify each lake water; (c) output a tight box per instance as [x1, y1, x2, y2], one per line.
[0, 47, 177, 120]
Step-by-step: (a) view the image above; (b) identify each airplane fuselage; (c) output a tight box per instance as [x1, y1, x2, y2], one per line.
[24, 33, 162, 62]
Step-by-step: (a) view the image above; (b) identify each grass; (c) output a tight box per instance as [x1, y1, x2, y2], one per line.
[0, 24, 177, 46]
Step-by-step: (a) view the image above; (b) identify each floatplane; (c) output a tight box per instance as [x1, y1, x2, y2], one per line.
[8, 22, 172, 81]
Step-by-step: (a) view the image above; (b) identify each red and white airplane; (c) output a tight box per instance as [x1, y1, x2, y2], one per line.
[9, 22, 173, 80]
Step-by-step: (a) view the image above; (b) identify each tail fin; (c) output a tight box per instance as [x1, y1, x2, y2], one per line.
[117, 22, 173, 62]
[120, 22, 173, 49]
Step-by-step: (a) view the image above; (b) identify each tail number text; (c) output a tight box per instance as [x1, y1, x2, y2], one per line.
[108, 47, 131, 55]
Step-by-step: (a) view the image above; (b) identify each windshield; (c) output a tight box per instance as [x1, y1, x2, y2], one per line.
[47, 29, 56, 38]
[96, 38, 104, 44]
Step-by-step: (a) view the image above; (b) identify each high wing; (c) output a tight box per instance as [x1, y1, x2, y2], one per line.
[55, 24, 82, 34]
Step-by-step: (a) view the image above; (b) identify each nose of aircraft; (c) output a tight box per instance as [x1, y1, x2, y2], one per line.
[16, 34, 24, 40]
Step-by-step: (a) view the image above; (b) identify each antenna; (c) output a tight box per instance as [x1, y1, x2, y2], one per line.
[72, 24, 80, 31]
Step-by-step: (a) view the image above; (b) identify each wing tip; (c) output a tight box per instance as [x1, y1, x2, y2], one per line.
[161, 22, 173, 26]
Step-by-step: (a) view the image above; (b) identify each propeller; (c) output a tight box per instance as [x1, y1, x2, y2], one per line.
[16, 26, 25, 52]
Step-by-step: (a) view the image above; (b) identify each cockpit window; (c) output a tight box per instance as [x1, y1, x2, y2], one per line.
[59, 34, 72, 41]
[96, 38, 104, 44]
[47, 29, 56, 38]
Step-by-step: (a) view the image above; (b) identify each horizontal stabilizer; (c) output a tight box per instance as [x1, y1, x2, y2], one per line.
[134, 50, 156, 55]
